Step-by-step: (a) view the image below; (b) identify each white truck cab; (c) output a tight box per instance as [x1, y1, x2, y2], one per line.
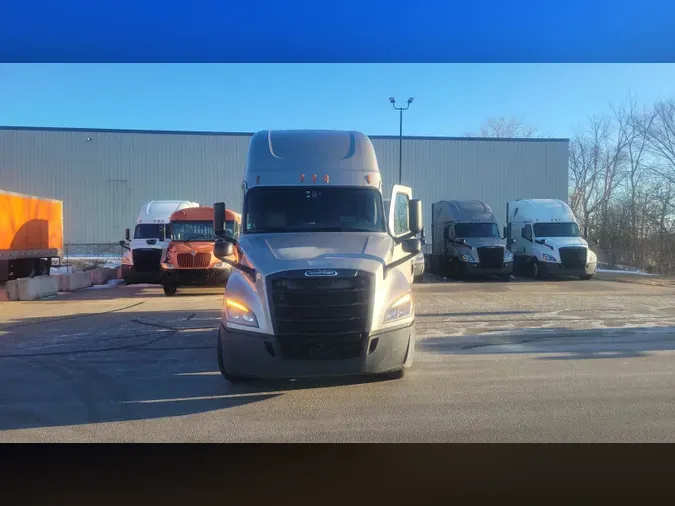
[212, 130, 423, 382]
[506, 199, 597, 280]
[120, 200, 199, 284]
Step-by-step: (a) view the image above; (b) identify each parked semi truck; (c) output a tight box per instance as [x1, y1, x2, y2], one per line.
[0, 189, 63, 282]
[120, 200, 199, 284]
[211, 129, 423, 382]
[160, 206, 241, 296]
[430, 200, 513, 280]
[505, 198, 597, 280]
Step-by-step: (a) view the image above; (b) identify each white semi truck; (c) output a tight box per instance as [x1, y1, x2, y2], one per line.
[120, 200, 199, 284]
[211, 130, 423, 382]
[506, 198, 597, 280]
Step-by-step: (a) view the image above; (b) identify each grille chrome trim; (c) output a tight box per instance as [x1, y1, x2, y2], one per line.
[177, 252, 210, 268]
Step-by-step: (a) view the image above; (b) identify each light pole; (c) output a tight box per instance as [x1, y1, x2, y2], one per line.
[389, 96, 414, 185]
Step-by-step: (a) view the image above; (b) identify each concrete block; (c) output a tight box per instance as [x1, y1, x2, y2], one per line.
[57, 272, 92, 292]
[17, 275, 59, 301]
[90, 268, 117, 285]
[5, 280, 19, 301]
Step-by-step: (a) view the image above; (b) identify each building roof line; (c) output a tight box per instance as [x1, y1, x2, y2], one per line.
[0, 125, 569, 143]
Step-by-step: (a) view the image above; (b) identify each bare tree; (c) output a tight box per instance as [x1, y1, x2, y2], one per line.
[466, 116, 541, 138]
[644, 99, 675, 184]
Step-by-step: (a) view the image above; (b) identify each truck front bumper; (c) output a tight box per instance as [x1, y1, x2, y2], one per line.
[121, 265, 161, 284]
[459, 261, 514, 277]
[219, 322, 414, 380]
[539, 261, 597, 278]
[162, 268, 230, 287]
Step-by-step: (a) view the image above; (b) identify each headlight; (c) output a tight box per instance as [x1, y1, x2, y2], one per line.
[214, 262, 230, 270]
[460, 253, 476, 262]
[225, 298, 258, 327]
[542, 254, 557, 262]
[504, 250, 513, 262]
[121, 255, 132, 265]
[161, 262, 174, 270]
[587, 250, 597, 263]
[383, 292, 413, 323]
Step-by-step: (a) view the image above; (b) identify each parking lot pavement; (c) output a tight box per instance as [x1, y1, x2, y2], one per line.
[1, 275, 674, 442]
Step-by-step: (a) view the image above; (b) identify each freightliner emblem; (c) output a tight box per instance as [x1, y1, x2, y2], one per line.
[304, 269, 338, 277]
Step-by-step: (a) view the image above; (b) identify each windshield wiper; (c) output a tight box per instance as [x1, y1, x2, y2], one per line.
[183, 234, 218, 242]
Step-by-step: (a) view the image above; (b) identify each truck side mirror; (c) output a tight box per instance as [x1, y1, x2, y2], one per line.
[214, 239, 234, 259]
[402, 237, 421, 255]
[125, 228, 130, 242]
[214, 202, 226, 236]
[408, 199, 423, 235]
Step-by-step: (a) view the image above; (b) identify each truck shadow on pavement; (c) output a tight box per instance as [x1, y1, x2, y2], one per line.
[418, 326, 675, 361]
[0, 307, 398, 432]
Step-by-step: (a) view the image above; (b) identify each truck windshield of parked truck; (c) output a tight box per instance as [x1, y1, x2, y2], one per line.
[533, 222, 581, 238]
[134, 224, 165, 239]
[171, 220, 237, 241]
[454, 223, 500, 238]
[244, 187, 387, 234]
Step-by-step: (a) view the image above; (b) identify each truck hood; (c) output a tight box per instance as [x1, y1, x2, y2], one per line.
[130, 238, 168, 250]
[536, 237, 589, 250]
[459, 237, 507, 249]
[238, 232, 394, 276]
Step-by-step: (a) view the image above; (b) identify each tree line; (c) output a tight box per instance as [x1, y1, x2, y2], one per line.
[471, 97, 675, 274]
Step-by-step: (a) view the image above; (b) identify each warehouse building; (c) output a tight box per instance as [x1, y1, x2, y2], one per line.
[0, 126, 569, 249]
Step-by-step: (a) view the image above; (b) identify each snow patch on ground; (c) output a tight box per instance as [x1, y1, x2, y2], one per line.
[597, 269, 653, 276]
[87, 279, 124, 290]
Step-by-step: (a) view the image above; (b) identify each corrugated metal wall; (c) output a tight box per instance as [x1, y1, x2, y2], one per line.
[0, 127, 568, 245]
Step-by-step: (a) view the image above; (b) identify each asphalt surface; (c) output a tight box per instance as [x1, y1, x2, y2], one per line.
[1, 273, 674, 442]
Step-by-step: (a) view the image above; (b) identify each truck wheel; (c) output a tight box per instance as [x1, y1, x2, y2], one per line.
[451, 259, 464, 280]
[531, 259, 541, 279]
[217, 327, 246, 383]
[500, 274, 512, 282]
[37, 259, 50, 276]
[413, 274, 424, 283]
[163, 283, 177, 296]
[579, 274, 594, 280]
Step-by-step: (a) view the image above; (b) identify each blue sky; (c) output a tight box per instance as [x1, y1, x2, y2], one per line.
[2, 64, 675, 138]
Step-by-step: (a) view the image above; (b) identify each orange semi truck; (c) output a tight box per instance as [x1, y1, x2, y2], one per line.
[160, 206, 241, 296]
[0, 190, 63, 282]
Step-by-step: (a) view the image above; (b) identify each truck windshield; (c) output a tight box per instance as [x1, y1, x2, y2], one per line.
[533, 222, 580, 238]
[244, 187, 387, 234]
[454, 223, 500, 238]
[171, 220, 236, 241]
[134, 224, 165, 239]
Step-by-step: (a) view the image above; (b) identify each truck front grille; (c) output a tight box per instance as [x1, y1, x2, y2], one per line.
[132, 249, 162, 273]
[477, 246, 504, 269]
[559, 247, 587, 269]
[177, 252, 210, 268]
[268, 270, 373, 360]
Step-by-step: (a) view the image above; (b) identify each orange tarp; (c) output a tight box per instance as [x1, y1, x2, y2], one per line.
[0, 190, 63, 252]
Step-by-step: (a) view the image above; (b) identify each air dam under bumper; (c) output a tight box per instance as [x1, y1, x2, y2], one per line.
[121, 265, 161, 284]
[219, 323, 414, 380]
[162, 268, 229, 286]
[539, 261, 597, 278]
[458, 261, 513, 277]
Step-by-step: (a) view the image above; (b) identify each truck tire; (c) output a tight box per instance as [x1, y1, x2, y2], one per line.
[579, 274, 594, 280]
[500, 274, 512, 282]
[217, 327, 246, 383]
[531, 259, 542, 279]
[37, 259, 50, 276]
[413, 274, 424, 283]
[163, 283, 177, 296]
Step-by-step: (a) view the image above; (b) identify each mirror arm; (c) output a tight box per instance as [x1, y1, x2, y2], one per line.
[384, 252, 418, 278]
